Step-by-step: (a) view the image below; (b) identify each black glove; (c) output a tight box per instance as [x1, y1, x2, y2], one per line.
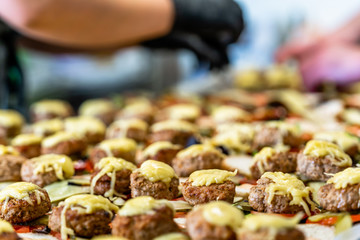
[172, 0, 244, 44]
[143, 0, 244, 69]
[143, 31, 229, 69]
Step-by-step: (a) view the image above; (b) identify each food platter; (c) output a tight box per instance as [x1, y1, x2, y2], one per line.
[0, 89, 360, 240]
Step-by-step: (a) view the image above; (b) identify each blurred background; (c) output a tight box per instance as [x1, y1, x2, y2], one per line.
[9, 0, 360, 104]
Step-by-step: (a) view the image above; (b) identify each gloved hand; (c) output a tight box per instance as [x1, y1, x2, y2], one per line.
[298, 43, 360, 91]
[143, 0, 244, 69]
[172, 0, 244, 44]
[143, 31, 229, 69]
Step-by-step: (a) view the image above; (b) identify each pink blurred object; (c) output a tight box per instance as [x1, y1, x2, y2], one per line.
[299, 43, 360, 90]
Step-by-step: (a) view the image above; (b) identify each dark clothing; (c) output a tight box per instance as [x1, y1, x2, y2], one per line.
[0, 20, 25, 113]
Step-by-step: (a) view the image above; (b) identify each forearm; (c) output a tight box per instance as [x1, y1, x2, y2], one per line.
[0, 0, 174, 49]
[328, 12, 360, 43]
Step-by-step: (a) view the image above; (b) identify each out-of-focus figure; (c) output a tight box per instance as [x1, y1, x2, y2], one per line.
[277, 12, 360, 90]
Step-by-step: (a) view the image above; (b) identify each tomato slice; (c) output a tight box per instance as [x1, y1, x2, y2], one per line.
[50, 231, 62, 240]
[306, 216, 338, 225]
[74, 160, 93, 173]
[346, 125, 360, 137]
[13, 225, 30, 233]
[306, 214, 360, 226]
[172, 197, 186, 202]
[351, 215, 360, 223]
[250, 211, 310, 219]
[174, 212, 187, 218]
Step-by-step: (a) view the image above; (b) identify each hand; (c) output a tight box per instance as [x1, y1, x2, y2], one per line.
[298, 43, 360, 90]
[276, 29, 355, 63]
[143, 31, 229, 69]
[172, 0, 245, 44]
[144, 0, 244, 69]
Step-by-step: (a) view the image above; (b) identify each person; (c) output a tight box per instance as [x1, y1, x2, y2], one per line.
[276, 12, 360, 91]
[0, 0, 245, 110]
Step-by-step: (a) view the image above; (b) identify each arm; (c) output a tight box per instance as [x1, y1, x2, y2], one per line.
[276, 11, 360, 62]
[328, 12, 360, 43]
[0, 0, 174, 49]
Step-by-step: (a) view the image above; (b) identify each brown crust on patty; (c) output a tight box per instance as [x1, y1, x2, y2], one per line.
[0, 155, 27, 182]
[112, 205, 179, 240]
[130, 171, 179, 200]
[31, 108, 73, 123]
[21, 160, 59, 187]
[318, 183, 360, 212]
[106, 127, 147, 143]
[0, 188, 51, 224]
[149, 130, 194, 147]
[250, 152, 297, 179]
[172, 151, 224, 177]
[0, 126, 22, 138]
[116, 113, 154, 125]
[92, 111, 115, 126]
[248, 177, 311, 214]
[186, 208, 236, 240]
[90, 147, 136, 165]
[83, 132, 105, 145]
[182, 180, 236, 206]
[253, 127, 303, 150]
[91, 168, 133, 196]
[0, 232, 21, 240]
[41, 138, 86, 156]
[296, 153, 350, 181]
[137, 148, 180, 166]
[13, 144, 41, 159]
[48, 206, 113, 238]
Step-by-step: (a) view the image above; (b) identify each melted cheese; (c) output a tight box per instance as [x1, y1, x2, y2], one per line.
[0, 109, 24, 127]
[327, 168, 360, 189]
[11, 134, 42, 146]
[108, 119, 148, 138]
[142, 141, 180, 158]
[200, 201, 243, 230]
[59, 194, 118, 240]
[303, 140, 352, 167]
[265, 121, 300, 136]
[65, 116, 106, 135]
[235, 69, 262, 89]
[42, 131, 82, 148]
[252, 147, 287, 175]
[262, 172, 315, 216]
[138, 160, 177, 185]
[242, 213, 302, 231]
[122, 101, 153, 115]
[0, 182, 45, 206]
[153, 233, 189, 240]
[0, 220, 15, 234]
[189, 169, 236, 186]
[91, 157, 137, 198]
[342, 108, 360, 125]
[31, 99, 70, 116]
[177, 144, 223, 159]
[32, 119, 64, 136]
[79, 99, 114, 116]
[31, 154, 74, 180]
[118, 196, 173, 216]
[216, 123, 255, 137]
[211, 106, 250, 123]
[98, 138, 137, 157]
[314, 131, 359, 151]
[0, 145, 19, 156]
[151, 120, 196, 133]
[165, 104, 201, 120]
[212, 130, 253, 153]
